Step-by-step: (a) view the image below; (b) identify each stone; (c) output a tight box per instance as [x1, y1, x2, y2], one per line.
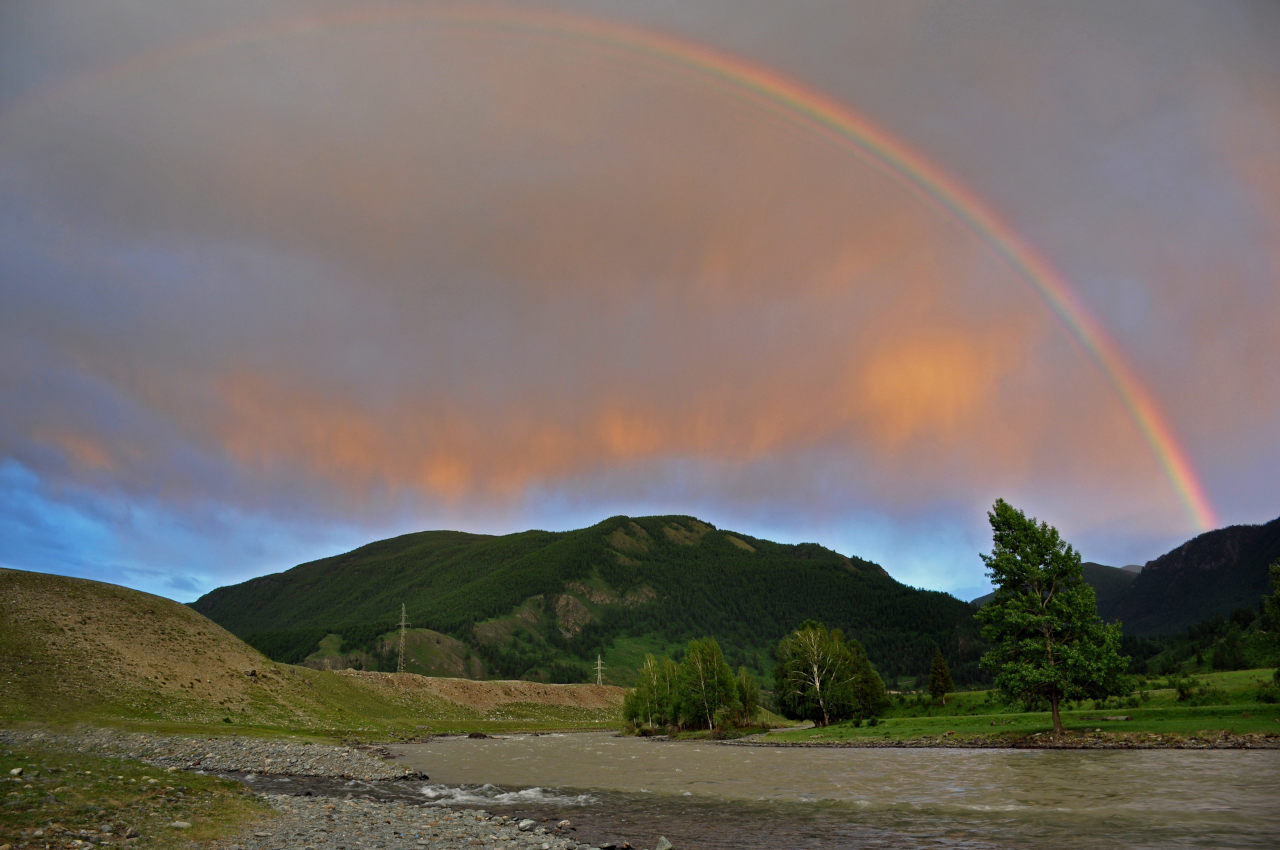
[518, 819, 537, 832]
[169, 821, 191, 829]
[656, 837, 675, 850]
[7, 768, 19, 776]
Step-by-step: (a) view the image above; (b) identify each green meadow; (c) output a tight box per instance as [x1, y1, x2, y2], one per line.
[765, 668, 1280, 743]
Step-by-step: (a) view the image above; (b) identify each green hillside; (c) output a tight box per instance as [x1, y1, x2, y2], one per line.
[1082, 561, 1140, 619]
[191, 515, 984, 687]
[1111, 515, 1280, 636]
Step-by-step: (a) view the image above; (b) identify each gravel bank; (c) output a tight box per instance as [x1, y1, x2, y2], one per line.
[0, 728, 421, 780]
[0, 730, 641, 850]
[208, 796, 603, 850]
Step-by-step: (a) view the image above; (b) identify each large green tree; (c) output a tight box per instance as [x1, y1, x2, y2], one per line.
[734, 666, 760, 726]
[1263, 559, 1280, 634]
[976, 499, 1128, 735]
[623, 653, 679, 729]
[677, 637, 739, 730]
[929, 649, 955, 705]
[774, 621, 887, 726]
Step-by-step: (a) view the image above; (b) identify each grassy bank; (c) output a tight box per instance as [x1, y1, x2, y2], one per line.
[0, 741, 270, 849]
[761, 668, 1280, 744]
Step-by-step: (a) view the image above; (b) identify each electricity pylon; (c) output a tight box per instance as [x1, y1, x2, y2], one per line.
[397, 603, 409, 674]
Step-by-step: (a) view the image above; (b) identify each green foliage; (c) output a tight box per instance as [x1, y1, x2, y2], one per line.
[929, 649, 955, 704]
[772, 668, 1280, 743]
[773, 621, 887, 726]
[677, 637, 739, 731]
[624, 642, 761, 733]
[975, 499, 1129, 734]
[1264, 560, 1280, 633]
[1211, 627, 1247, 671]
[735, 666, 760, 725]
[1123, 568, 1280, 676]
[243, 628, 331, 665]
[622, 654, 679, 730]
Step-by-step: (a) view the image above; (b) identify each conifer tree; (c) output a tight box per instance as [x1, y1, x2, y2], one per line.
[929, 649, 955, 705]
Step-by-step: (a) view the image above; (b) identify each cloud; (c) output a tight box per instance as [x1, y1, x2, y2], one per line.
[2, 1, 1277, 598]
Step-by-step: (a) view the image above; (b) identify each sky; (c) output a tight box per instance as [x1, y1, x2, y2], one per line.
[2, 0, 1277, 605]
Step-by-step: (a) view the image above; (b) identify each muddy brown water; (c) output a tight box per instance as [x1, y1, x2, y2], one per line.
[231, 732, 1280, 848]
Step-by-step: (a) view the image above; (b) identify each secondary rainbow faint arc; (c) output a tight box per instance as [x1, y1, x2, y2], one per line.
[5, 3, 1219, 530]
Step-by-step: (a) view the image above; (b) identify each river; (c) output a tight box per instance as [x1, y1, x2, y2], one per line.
[376, 733, 1280, 849]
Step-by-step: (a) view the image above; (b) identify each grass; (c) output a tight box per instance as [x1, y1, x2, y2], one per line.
[0, 741, 271, 848]
[763, 668, 1280, 744]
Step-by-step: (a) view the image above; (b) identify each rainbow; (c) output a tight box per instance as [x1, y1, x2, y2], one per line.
[3, 3, 1218, 530]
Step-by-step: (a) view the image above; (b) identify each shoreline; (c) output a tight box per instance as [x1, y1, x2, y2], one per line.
[726, 730, 1280, 749]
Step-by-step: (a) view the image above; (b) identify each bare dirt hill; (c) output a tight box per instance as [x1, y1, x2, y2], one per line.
[0, 568, 622, 733]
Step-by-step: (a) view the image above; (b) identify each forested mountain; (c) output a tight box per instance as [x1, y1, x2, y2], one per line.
[1107, 515, 1280, 636]
[192, 515, 984, 687]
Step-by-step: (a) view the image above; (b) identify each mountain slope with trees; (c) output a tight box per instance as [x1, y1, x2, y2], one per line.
[191, 515, 983, 687]
[1109, 515, 1280, 636]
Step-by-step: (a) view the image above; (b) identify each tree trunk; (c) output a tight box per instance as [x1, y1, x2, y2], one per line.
[1049, 695, 1064, 735]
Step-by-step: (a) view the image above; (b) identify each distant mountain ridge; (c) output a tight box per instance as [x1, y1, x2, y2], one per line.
[1106, 515, 1280, 636]
[192, 515, 984, 687]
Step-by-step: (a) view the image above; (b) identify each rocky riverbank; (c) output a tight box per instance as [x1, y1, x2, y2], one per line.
[0, 728, 423, 781]
[0, 729, 657, 850]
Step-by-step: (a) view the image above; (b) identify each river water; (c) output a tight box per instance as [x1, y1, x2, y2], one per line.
[376, 733, 1279, 849]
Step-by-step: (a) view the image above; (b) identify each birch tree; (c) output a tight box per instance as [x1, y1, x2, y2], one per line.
[676, 637, 738, 730]
[774, 621, 850, 726]
[774, 621, 885, 725]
